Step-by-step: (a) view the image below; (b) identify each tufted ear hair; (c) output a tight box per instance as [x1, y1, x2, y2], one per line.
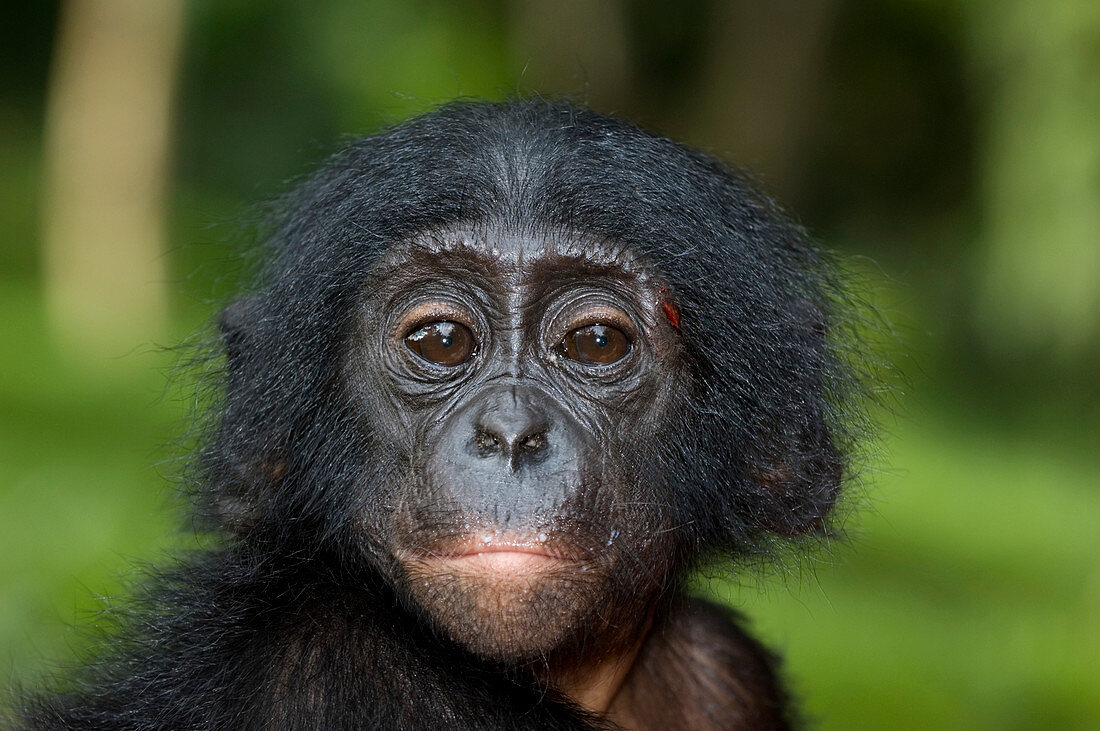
[212, 297, 281, 534]
[748, 299, 844, 537]
[749, 428, 843, 537]
[218, 297, 263, 364]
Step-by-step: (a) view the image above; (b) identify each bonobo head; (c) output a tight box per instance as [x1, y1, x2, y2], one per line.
[345, 229, 689, 659]
[208, 101, 858, 664]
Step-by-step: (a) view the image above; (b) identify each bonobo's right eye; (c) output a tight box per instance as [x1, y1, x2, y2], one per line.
[404, 321, 475, 366]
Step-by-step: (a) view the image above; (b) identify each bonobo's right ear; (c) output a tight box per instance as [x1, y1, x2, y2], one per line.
[219, 298, 261, 363]
[214, 297, 273, 534]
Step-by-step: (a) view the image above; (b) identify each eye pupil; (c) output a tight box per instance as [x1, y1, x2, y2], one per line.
[405, 321, 474, 366]
[557, 324, 630, 365]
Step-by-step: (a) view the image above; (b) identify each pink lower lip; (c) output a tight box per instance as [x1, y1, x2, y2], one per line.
[401, 533, 583, 572]
[429, 534, 579, 561]
[442, 550, 566, 572]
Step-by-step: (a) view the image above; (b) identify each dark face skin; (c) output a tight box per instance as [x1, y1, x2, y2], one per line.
[346, 226, 690, 662]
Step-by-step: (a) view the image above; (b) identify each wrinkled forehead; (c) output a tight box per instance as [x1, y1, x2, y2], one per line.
[370, 226, 664, 289]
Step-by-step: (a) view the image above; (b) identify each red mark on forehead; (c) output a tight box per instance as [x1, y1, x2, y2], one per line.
[661, 300, 681, 330]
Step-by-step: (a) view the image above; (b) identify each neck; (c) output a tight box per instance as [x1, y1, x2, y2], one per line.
[550, 613, 654, 718]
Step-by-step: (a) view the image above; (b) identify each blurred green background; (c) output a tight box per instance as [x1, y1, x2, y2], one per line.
[2, 1, 1098, 728]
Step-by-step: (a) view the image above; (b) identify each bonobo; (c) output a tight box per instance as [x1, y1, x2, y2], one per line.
[19, 101, 871, 730]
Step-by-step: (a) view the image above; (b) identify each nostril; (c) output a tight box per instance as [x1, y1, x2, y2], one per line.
[471, 426, 549, 459]
[518, 431, 547, 453]
[474, 429, 501, 455]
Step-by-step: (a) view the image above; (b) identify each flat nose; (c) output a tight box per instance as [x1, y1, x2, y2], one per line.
[472, 389, 551, 469]
[427, 384, 589, 524]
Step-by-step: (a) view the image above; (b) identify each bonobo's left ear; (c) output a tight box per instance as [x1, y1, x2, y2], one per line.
[750, 300, 844, 537]
[749, 428, 843, 537]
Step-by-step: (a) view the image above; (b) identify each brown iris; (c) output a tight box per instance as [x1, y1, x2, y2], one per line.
[557, 324, 630, 365]
[405, 321, 475, 366]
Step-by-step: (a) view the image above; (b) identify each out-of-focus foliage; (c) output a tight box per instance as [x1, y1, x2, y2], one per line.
[1, 1, 1097, 729]
[968, 0, 1100, 358]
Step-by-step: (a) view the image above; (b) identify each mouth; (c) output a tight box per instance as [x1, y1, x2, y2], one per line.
[404, 533, 582, 575]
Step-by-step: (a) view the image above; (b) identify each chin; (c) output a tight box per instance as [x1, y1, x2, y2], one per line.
[399, 551, 607, 661]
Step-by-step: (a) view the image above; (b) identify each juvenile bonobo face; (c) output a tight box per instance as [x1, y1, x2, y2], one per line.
[347, 228, 688, 661]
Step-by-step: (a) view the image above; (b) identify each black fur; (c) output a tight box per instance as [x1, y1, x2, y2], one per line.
[15, 100, 871, 730]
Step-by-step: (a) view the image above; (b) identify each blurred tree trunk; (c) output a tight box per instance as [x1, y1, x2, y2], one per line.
[968, 0, 1100, 358]
[42, 0, 184, 358]
[509, 0, 633, 113]
[671, 0, 839, 198]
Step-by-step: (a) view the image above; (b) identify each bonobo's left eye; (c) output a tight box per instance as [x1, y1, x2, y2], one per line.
[556, 324, 631, 365]
[405, 321, 475, 366]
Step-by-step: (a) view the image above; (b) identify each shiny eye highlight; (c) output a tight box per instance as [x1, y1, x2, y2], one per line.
[404, 321, 475, 366]
[556, 324, 631, 365]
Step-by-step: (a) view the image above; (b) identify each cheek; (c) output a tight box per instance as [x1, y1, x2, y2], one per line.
[344, 331, 456, 451]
